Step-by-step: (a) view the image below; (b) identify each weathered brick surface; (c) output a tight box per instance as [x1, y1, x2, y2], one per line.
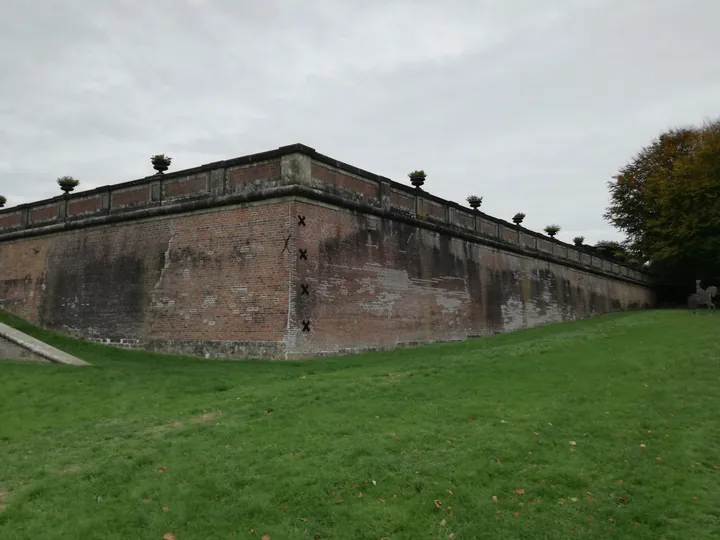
[68, 196, 101, 217]
[389, 188, 414, 213]
[520, 232, 536, 249]
[289, 199, 653, 357]
[421, 198, 446, 221]
[453, 210, 474, 230]
[226, 160, 281, 193]
[30, 204, 58, 224]
[501, 226, 517, 243]
[0, 212, 21, 229]
[538, 238, 553, 253]
[0, 201, 293, 358]
[112, 185, 151, 209]
[312, 163, 379, 200]
[163, 173, 209, 201]
[480, 219, 498, 237]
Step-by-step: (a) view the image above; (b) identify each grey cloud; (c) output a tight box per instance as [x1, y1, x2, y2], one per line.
[1, 0, 718, 243]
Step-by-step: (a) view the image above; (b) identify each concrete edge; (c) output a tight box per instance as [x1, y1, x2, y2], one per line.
[0, 322, 91, 366]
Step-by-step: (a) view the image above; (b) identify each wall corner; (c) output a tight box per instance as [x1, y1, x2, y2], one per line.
[281, 153, 312, 186]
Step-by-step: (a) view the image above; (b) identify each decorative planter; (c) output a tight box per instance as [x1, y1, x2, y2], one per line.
[0, 196, 5, 208]
[151, 155, 172, 175]
[408, 171, 426, 190]
[467, 196, 483, 211]
[153, 162, 169, 175]
[57, 176, 79, 194]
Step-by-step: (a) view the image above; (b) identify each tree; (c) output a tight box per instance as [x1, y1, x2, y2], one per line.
[593, 240, 629, 262]
[605, 118, 720, 287]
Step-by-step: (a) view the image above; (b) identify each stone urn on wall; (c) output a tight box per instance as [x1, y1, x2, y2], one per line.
[408, 170, 426, 190]
[512, 212, 526, 226]
[57, 176, 80, 194]
[466, 195, 483, 211]
[151, 154, 172, 175]
[544, 224, 561, 238]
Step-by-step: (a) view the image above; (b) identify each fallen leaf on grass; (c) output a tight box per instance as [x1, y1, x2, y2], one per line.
[586, 498, 596, 503]
[632, 522, 640, 526]
[492, 496, 498, 502]
[336, 500, 343, 504]
[434, 500, 443, 509]
[163, 534, 175, 540]
[372, 480, 377, 486]
[640, 444, 646, 449]
[618, 496, 629, 505]
[514, 489, 525, 495]
[250, 530, 255, 535]
[379, 498, 385, 503]
[617, 480, 623, 484]
[299, 518, 308, 523]
[693, 496, 698, 501]
[262, 536, 271, 540]
[392, 494, 397, 499]
[439, 519, 446, 526]
[358, 492, 363, 498]
[514, 512, 520, 518]
[162, 506, 169, 512]
[448, 534, 455, 539]
[656, 457, 663, 462]
[157, 467, 167, 472]
[609, 518, 616, 524]
[569, 441, 577, 446]
[447, 490, 453, 495]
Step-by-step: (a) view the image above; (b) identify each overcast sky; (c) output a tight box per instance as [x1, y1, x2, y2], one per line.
[1, 0, 718, 244]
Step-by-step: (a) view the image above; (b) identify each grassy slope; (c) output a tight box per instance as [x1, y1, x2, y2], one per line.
[1, 310, 720, 539]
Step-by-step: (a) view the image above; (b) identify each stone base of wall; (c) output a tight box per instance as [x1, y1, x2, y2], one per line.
[144, 339, 287, 360]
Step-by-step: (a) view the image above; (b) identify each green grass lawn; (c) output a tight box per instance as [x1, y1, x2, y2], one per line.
[1, 310, 720, 539]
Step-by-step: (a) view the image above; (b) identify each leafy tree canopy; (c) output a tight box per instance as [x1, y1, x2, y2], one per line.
[605, 118, 720, 286]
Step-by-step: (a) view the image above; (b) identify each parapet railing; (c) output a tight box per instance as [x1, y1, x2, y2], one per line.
[0, 144, 651, 284]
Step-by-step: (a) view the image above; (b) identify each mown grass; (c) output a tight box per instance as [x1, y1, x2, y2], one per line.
[1, 309, 720, 539]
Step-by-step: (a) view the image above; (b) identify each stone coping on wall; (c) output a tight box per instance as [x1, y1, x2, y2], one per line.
[0, 143, 651, 284]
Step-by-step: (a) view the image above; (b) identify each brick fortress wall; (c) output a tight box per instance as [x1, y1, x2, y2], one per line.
[0, 145, 654, 359]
